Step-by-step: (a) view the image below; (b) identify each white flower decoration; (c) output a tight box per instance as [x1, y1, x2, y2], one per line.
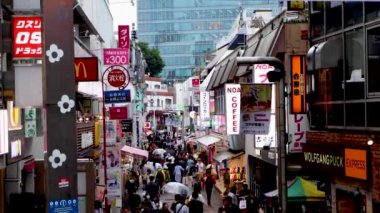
[46, 44, 64, 63]
[48, 149, 67, 169]
[57, 95, 75, 114]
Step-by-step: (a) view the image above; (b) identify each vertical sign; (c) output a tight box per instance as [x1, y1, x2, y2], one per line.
[42, 0, 78, 209]
[0, 110, 9, 155]
[291, 55, 307, 114]
[200, 92, 210, 120]
[118, 25, 130, 50]
[12, 16, 42, 58]
[225, 84, 240, 135]
[288, 114, 309, 153]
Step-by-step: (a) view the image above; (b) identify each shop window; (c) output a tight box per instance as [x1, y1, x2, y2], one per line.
[345, 29, 364, 100]
[346, 102, 365, 127]
[310, 2, 325, 38]
[367, 102, 380, 127]
[326, 2, 342, 34]
[365, 2, 380, 22]
[327, 103, 344, 126]
[309, 103, 326, 129]
[367, 26, 380, 95]
[344, 2, 363, 27]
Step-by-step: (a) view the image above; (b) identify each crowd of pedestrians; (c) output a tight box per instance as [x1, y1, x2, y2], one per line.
[121, 131, 258, 213]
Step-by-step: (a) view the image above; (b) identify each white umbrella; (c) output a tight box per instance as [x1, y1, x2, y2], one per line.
[153, 148, 166, 157]
[162, 182, 190, 196]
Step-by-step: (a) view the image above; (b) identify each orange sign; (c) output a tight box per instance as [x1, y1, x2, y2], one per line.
[291, 55, 306, 114]
[345, 148, 367, 180]
[74, 57, 99, 81]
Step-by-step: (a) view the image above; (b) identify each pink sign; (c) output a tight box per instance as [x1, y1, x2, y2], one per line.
[104, 48, 129, 65]
[118, 25, 130, 49]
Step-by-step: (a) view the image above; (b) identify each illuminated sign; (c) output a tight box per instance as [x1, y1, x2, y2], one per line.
[74, 57, 99, 81]
[291, 55, 307, 114]
[12, 16, 42, 58]
[225, 84, 240, 135]
[287, 1, 306, 11]
[0, 110, 9, 155]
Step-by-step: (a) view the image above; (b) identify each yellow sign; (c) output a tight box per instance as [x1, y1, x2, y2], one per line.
[345, 148, 367, 180]
[7, 101, 22, 130]
[75, 61, 87, 78]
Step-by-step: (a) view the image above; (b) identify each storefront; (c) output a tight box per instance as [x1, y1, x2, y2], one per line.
[303, 132, 372, 213]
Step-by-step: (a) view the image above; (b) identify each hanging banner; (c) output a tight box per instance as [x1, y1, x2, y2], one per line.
[225, 84, 241, 135]
[200, 92, 210, 121]
[288, 114, 309, 153]
[240, 84, 272, 134]
[118, 25, 130, 50]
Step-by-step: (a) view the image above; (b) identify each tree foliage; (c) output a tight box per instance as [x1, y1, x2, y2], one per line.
[138, 42, 165, 77]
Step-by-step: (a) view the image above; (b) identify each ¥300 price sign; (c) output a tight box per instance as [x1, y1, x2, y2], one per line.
[103, 48, 130, 65]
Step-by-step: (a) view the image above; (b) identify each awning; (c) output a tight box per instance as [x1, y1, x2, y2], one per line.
[197, 135, 222, 147]
[121, 145, 149, 158]
[200, 69, 214, 92]
[209, 49, 239, 89]
[205, 45, 229, 71]
[307, 37, 342, 71]
[213, 150, 244, 163]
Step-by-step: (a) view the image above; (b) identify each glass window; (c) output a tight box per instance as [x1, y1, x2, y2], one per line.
[150, 99, 154, 107]
[345, 29, 364, 100]
[346, 103, 365, 126]
[365, 2, 380, 22]
[367, 26, 380, 95]
[157, 99, 159, 107]
[154, 85, 160, 89]
[309, 104, 326, 129]
[310, 1, 325, 38]
[327, 103, 344, 126]
[367, 102, 380, 127]
[344, 1, 363, 27]
[326, 1, 342, 34]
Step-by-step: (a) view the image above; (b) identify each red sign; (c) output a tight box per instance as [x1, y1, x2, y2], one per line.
[118, 25, 130, 49]
[192, 78, 200, 87]
[57, 177, 70, 188]
[13, 16, 42, 58]
[144, 122, 151, 129]
[109, 107, 128, 120]
[74, 57, 99, 81]
[104, 48, 129, 65]
[106, 66, 130, 89]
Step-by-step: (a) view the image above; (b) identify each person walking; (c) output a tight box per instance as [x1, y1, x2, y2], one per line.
[187, 192, 203, 213]
[174, 163, 185, 183]
[205, 173, 215, 206]
[144, 175, 159, 200]
[223, 168, 231, 193]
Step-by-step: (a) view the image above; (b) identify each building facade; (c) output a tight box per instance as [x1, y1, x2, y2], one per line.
[305, 2, 380, 212]
[137, 0, 282, 81]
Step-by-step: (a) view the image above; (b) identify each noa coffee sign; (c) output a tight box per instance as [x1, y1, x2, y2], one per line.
[105, 66, 130, 89]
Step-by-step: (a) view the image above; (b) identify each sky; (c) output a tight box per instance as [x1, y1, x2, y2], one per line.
[108, 0, 137, 32]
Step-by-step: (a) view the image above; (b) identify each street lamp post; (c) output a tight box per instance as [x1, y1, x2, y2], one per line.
[236, 56, 287, 213]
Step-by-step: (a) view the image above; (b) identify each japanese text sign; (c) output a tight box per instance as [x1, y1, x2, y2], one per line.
[109, 106, 128, 120]
[288, 114, 309, 153]
[12, 16, 42, 58]
[104, 90, 131, 104]
[253, 64, 274, 83]
[225, 84, 240, 135]
[104, 48, 129, 65]
[118, 25, 130, 50]
[192, 78, 200, 87]
[291, 55, 306, 114]
[74, 57, 99, 81]
[200, 92, 210, 120]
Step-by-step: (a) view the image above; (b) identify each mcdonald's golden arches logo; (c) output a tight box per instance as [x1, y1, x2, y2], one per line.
[74, 57, 99, 82]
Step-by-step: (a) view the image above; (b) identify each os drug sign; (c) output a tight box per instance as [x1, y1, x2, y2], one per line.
[13, 16, 42, 58]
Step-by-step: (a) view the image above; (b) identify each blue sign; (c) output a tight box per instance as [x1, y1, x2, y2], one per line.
[104, 90, 131, 104]
[48, 198, 78, 213]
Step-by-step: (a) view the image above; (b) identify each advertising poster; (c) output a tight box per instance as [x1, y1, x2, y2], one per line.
[240, 84, 272, 134]
[105, 120, 117, 145]
[200, 92, 210, 121]
[288, 114, 309, 153]
[106, 167, 122, 197]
